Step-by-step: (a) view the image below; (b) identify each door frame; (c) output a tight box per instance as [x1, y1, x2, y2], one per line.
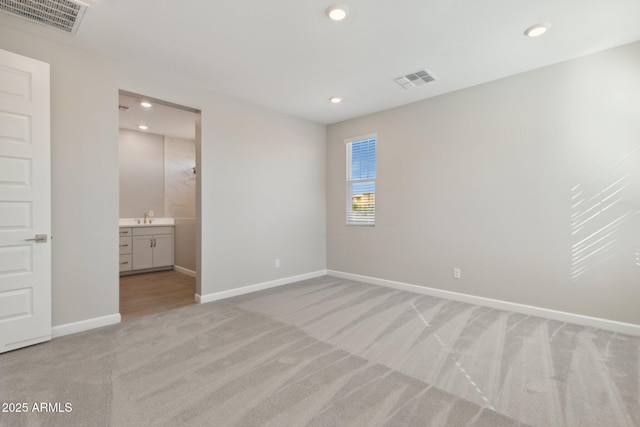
[117, 90, 202, 309]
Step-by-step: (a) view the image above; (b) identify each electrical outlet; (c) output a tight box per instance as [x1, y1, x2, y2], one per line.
[275, 259, 280, 268]
[453, 268, 461, 279]
[148, 210, 154, 217]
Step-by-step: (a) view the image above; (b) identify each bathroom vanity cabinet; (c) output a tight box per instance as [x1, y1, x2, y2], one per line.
[119, 225, 174, 274]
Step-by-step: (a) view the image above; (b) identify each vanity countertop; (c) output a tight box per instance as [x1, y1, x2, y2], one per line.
[119, 218, 174, 227]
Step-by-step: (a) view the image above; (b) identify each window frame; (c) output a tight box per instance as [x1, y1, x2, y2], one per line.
[345, 133, 377, 226]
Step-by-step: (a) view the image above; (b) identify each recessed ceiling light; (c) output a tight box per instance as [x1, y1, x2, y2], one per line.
[326, 5, 348, 21]
[330, 97, 342, 104]
[524, 23, 550, 37]
[138, 125, 148, 130]
[140, 101, 152, 108]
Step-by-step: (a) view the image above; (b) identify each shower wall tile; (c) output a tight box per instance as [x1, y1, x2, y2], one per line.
[164, 136, 196, 219]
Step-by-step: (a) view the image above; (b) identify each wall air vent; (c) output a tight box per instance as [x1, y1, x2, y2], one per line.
[394, 68, 436, 90]
[0, 0, 88, 35]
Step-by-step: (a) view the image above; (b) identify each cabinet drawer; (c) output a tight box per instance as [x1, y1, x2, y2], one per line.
[119, 227, 132, 237]
[119, 254, 132, 272]
[119, 236, 132, 255]
[133, 226, 173, 236]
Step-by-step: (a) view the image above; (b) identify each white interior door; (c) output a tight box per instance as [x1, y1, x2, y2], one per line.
[0, 49, 51, 353]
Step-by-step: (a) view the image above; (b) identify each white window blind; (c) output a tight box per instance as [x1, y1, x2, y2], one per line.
[346, 135, 376, 225]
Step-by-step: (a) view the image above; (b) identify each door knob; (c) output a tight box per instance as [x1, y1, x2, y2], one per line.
[25, 234, 48, 243]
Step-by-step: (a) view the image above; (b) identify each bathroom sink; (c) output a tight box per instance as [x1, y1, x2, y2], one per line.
[119, 218, 174, 227]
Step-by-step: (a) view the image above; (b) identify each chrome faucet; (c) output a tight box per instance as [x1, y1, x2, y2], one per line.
[143, 212, 148, 224]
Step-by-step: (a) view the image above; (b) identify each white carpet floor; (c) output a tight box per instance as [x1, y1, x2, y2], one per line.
[1, 275, 638, 426]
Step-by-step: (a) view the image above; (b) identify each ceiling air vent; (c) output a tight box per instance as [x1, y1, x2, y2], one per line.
[394, 68, 436, 90]
[118, 105, 130, 112]
[0, 0, 88, 34]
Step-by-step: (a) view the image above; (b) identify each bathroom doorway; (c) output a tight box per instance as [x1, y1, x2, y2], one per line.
[117, 90, 201, 320]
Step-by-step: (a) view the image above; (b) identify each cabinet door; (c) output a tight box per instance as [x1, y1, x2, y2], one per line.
[153, 234, 174, 267]
[132, 236, 153, 270]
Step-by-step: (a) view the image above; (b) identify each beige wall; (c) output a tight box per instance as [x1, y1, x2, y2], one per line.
[119, 130, 196, 220]
[119, 129, 165, 218]
[0, 25, 326, 327]
[327, 42, 640, 325]
[175, 218, 196, 272]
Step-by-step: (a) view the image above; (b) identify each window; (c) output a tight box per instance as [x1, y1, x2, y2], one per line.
[346, 135, 376, 225]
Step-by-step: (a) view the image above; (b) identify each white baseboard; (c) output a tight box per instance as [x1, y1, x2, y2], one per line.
[174, 265, 196, 277]
[196, 270, 328, 304]
[327, 270, 640, 337]
[52, 313, 121, 338]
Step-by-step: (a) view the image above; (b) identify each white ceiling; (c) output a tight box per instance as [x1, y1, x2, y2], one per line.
[2, 0, 640, 124]
[118, 93, 198, 140]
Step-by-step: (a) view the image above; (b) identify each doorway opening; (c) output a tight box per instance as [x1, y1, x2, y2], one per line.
[117, 90, 201, 320]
